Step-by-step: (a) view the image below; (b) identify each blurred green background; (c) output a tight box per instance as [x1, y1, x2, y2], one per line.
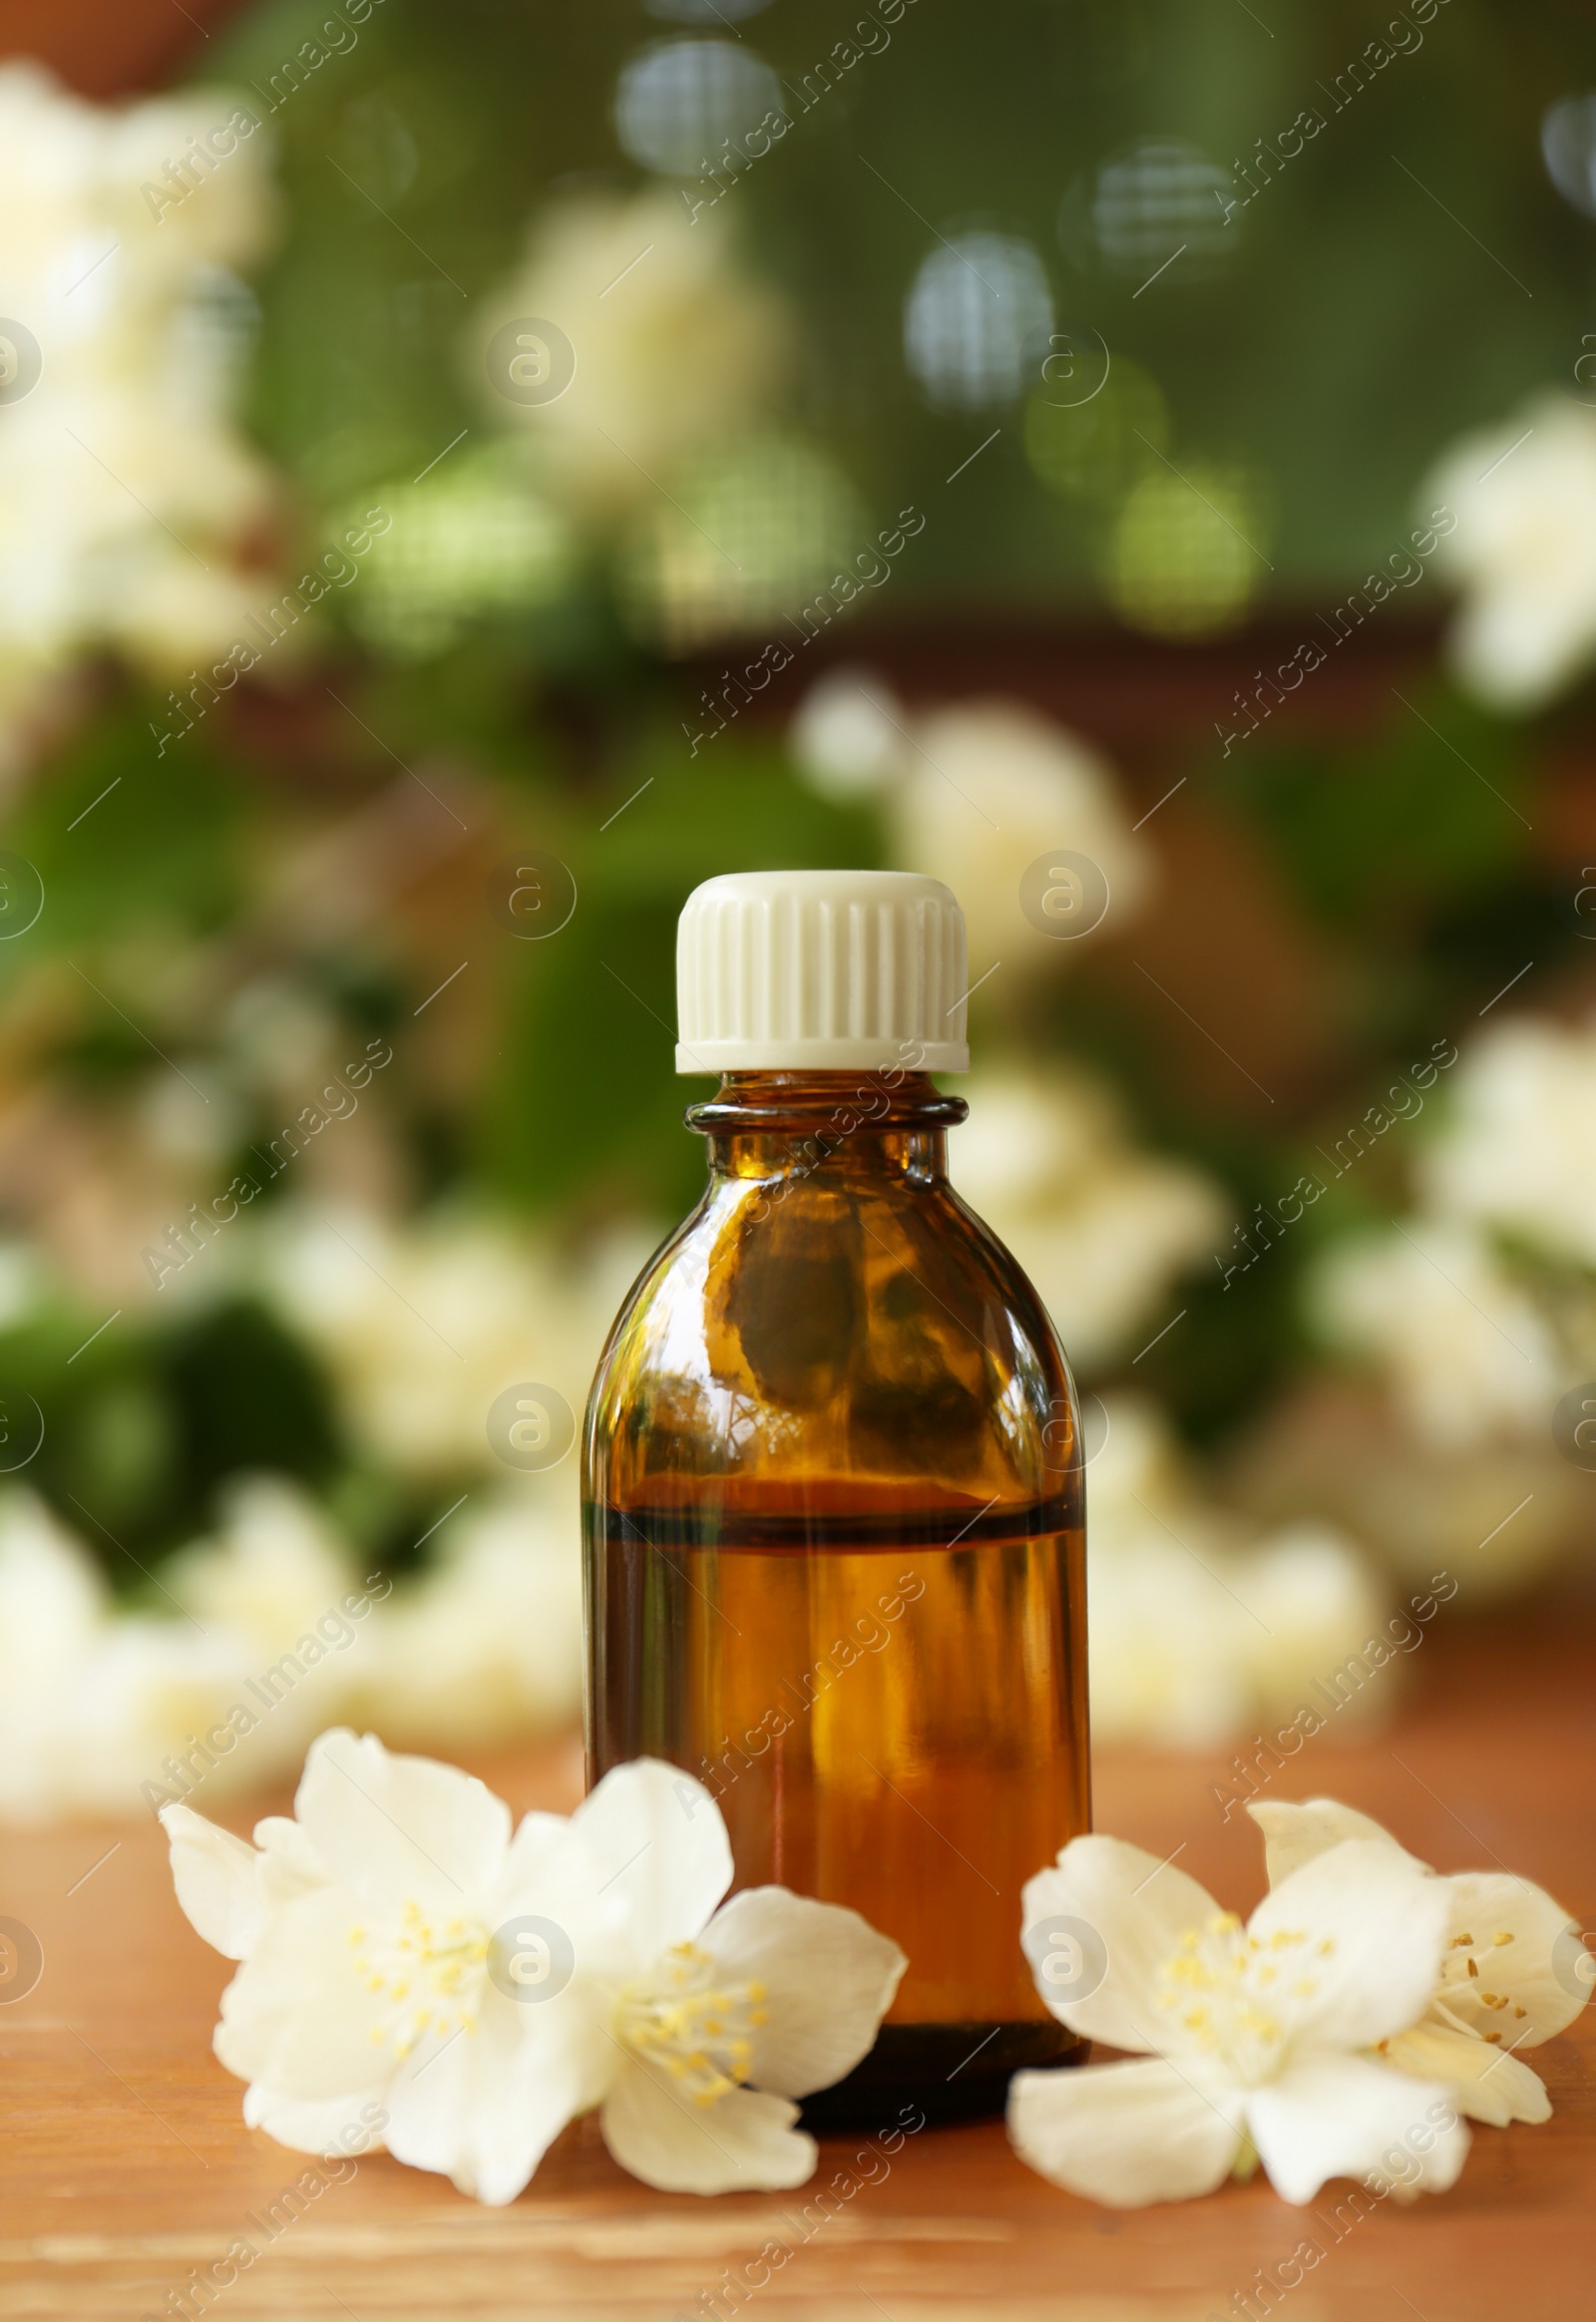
[3, 0, 1596, 1808]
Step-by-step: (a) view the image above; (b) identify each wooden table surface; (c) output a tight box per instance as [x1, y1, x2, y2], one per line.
[2, 1612, 1592, 2322]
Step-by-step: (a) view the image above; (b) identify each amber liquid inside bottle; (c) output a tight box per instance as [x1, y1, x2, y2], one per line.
[584, 1071, 1090, 2122]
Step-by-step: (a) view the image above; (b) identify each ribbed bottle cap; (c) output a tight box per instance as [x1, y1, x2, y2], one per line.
[676, 870, 970, 1075]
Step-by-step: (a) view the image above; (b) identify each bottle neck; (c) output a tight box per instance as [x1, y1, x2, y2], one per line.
[686, 1070, 967, 1187]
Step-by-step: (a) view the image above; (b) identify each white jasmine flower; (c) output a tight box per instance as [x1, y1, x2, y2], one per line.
[360, 1488, 582, 1746]
[886, 700, 1154, 970]
[164, 1729, 603, 2202]
[1292, 1008, 1596, 1582]
[787, 684, 1154, 974]
[481, 189, 789, 519]
[1224, 1376, 1577, 1602]
[551, 1758, 905, 2194]
[162, 1475, 373, 1791]
[1238, 1524, 1390, 1733]
[253, 1207, 626, 1482]
[1313, 1219, 1558, 1449]
[1080, 1396, 1382, 1749]
[952, 1067, 1224, 1371]
[166, 1475, 356, 1661]
[164, 1739, 904, 2203]
[0, 1488, 243, 1822]
[1009, 1832, 1467, 2207]
[1425, 394, 1596, 710]
[1250, 1798, 1593, 2128]
[1420, 1010, 1596, 1270]
[787, 666, 907, 801]
[0, 64, 281, 770]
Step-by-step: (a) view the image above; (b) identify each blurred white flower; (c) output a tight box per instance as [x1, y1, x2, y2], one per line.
[0, 1459, 592, 1821]
[896, 700, 1155, 968]
[69, 1618, 252, 1816]
[1313, 1221, 1560, 1451]
[0, 1489, 240, 1821]
[481, 188, 788, 519]
[952, 1065, 1224, 1372]
[137, 1060, 245, 1168]
[1542, 94, 1596, 220]
[0, 1491, 107, 1812]
[1292, 1009, 1596, 1594]
[252, 1207, 640, 1484]
[0, 1169, 618, 1824]
[786, 666, 906, 800]
[1265, 1001, 1596, 1598]
[0, 64, 280, 769]
[168, 1475, 354, 1656]
[1240, 1524, 1394, 1733]
[1225, 1376, 1578, 1603]
[1085, 1421, 1257, 1745]
[1420, 1010, 1596, 1268]
[1085, 1397, 1384, 1749]
[789, 681, 1156, 971]
[158, 1474, 380, 1792]
[220, 976, 343, 1095]
[872, 701, 1149, 971]
[359, 1488, 583, 1748]
[1425, 393, 1596, 710]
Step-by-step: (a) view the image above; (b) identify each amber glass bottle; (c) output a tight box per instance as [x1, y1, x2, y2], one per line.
[583, 871, 1089, 2123]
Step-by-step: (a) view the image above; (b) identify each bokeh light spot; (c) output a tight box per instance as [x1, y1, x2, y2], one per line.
[621, 436, 863, 651]
[1065, 139, 1236, 281]
[1024, 358, 1169, 505]
[614, 39, 785, 178]
[1105, 461, 1267, 639]
[1542, 95, 1596, 219]
[343, 449, 573, 657]
[904, 231, 1053, 413]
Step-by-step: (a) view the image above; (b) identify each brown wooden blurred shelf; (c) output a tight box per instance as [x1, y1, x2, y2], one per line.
[0, 0, 248, 100]
[713, 610, 1450, 773]
[2, 1614, 1593, 2320]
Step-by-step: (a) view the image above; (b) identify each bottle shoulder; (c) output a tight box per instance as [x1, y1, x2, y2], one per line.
[585, 1171, 1078, 1510]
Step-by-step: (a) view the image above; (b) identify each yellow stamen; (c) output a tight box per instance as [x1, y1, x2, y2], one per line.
[612, 1944, 767, 2109]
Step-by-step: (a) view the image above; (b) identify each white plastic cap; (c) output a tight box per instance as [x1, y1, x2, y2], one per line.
[675, 870, 969, 1075]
